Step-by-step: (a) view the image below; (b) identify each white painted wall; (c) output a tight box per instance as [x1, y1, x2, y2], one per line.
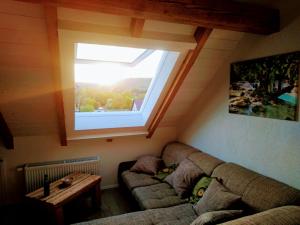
[179, 3, 300, 189]
[0, 127, 176, 203]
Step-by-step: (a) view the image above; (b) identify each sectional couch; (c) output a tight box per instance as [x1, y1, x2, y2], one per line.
[75, 142, 300, 225]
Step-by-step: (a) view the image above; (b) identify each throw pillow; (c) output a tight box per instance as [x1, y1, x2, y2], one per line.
[189, 176, 213, 204]
[194, 179, 241, 215]
[165, 158, 204, 198]
[153, 163, 177, 181]
[130, 155, 162, 175]
[190, 210, 244, 225]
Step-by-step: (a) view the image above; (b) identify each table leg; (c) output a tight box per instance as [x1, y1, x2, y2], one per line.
[53, 206, 64, 225]
[92, 183, 101, 209]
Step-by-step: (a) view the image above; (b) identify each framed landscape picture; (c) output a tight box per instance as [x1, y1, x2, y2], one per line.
[229, 51, 299, 121]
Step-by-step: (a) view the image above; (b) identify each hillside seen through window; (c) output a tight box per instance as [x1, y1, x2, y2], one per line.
[75, 43, 164, 113]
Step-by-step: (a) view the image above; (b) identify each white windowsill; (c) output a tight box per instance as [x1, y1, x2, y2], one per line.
[67, 130, 148, 140]
[75, 112, 145, 130]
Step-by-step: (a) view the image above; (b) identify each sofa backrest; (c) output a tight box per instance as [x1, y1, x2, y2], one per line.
[221, 205, 300, 225]
[161, 142, 224, 176]
[161, 142, 198, 167]
[212, 163, 300, 212]
[188, 152, 224, 176]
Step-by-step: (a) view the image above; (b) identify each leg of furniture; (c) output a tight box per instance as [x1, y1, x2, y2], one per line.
[92, 183, 101, 209]
[53, 206, 64, 225]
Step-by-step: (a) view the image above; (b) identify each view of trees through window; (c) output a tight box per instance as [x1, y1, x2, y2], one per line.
[74, 44, 164, 112]
[75, 78, 151, 112]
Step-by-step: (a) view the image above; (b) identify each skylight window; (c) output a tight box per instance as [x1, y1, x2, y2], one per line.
[74, 43, 164, 113]
[76, 43, 146, 63]
[70, 42, 179, 131]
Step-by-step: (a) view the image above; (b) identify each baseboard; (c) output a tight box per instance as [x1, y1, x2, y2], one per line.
[101, 184, 119, 190]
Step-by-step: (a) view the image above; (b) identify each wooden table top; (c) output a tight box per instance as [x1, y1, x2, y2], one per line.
[26, 173, 101, 207]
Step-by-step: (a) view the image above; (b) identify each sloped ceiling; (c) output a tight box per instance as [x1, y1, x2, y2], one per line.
[0, 0, 58, 136]
[161, 30, 244, 126]
[0, 0, 244, 137]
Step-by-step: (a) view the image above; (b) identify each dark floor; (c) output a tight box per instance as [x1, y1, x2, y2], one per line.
[0, 187, 135, 225]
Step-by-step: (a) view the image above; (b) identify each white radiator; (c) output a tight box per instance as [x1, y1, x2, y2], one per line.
[0, 159, 7, 205]
[24, 156, 100, 193]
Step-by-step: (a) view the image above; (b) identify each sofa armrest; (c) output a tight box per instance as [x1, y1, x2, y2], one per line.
[117, 160, 137, 185]
[220, 205, 300, 225]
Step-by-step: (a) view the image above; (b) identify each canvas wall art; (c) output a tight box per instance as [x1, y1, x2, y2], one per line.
[229, 51, 299, 121]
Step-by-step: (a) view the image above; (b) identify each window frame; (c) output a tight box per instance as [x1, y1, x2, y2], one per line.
[59, 29, 195, 140]
[74, 50, 179, 131]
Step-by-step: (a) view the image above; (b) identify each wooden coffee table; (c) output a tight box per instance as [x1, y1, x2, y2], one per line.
[26, 172, 102, 225]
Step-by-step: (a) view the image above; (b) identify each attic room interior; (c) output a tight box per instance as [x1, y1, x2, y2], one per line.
[0, 0, 300, 225]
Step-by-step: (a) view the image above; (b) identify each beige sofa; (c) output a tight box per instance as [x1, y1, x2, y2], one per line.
[74, 142, 300, 225]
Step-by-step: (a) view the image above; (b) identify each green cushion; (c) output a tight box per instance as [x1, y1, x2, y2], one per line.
[154, 171, 170, 181]
[193, 177, 212, 196]
[189, 177, 212, 204]
[153, 164, 177, 181]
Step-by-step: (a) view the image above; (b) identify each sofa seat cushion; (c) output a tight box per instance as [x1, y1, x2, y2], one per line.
[132, 183, 187, 209]
[72, 203, 197, 225]
[122, 170, 160, 190]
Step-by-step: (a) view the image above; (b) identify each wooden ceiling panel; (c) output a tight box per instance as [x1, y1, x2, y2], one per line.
[0, 0, 44, 18]
[179, 69, 216, 90]
[0, 28, 48, 46]
[1, 94, 58, 136]
[58, 7, 131, 28]
[0, 43, 50, 68]
[210, 29, 245, 41]
[198, 49, 232, 61]
[16, 0, 279, 34]
[204, 38, 241, 51]
[0, 67, 53, 103]
[176, 87, 201, 98]
[144, 20, 195, 35]
[163, 103, 195, 120]
[0, 13, 46, 32]
[6, 121, 58, 136]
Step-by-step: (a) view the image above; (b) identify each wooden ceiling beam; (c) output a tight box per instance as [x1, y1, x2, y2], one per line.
[147, 27, 213, 138]
[44, 4, 67, 146]
[0, 112, 14, 150]
[130, 18, 145, 37]
[17, 0, 279, 35]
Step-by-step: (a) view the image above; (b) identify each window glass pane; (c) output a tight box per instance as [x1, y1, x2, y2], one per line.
[74, 44, 164, 113]
[76, 43, 146, 63]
